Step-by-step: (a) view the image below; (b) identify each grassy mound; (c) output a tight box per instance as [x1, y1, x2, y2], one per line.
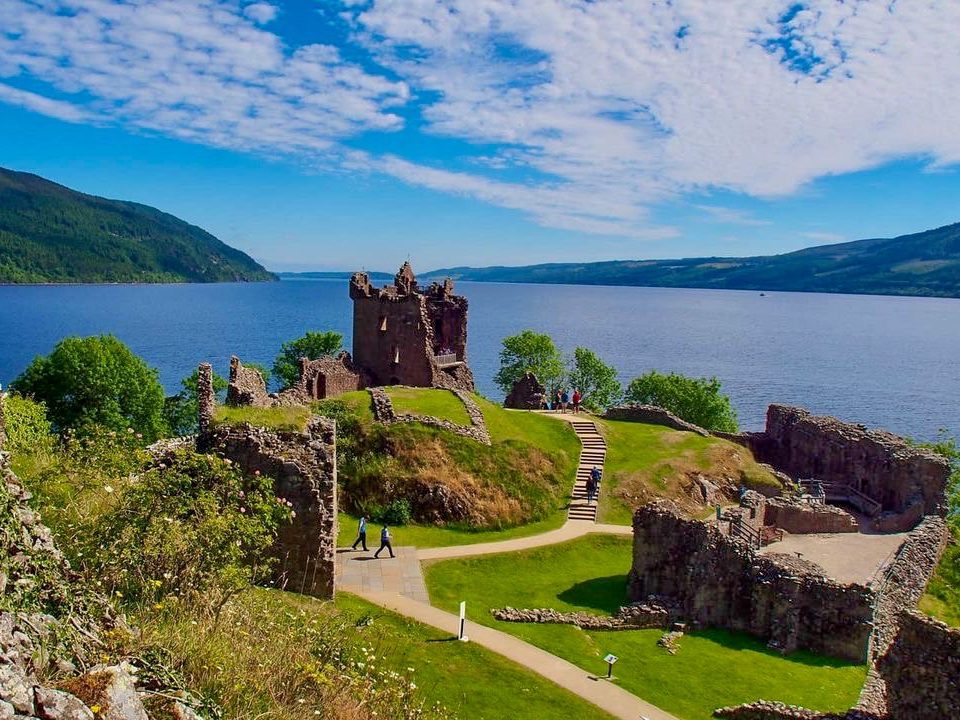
[213, 405, 311, 433]
[320, 391, 580, 531]
[425, 535, 867, 720]
[387, 387, 472, 425]
[596, 418, 781, 525]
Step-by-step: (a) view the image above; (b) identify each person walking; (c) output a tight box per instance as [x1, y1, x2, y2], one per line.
[572, 388, 582, 414]
[351, 515, 369, 551]
[374, 524, 395, 559]
[560, 388, 570, 413]
[585, 475, 597, 505]
[554, 389, 562, 413]
[589, 465, 602, 503]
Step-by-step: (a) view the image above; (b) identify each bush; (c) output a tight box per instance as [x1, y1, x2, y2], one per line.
[494, 330, 565, 395]
[625, 371, 739, 432]
[922, 431, 959, 531]
[567, 347, 622, 411]
[371, 498, 413, 526]
[11, 335, 167, 441]
[2, 394, 54, 457]
[74, 449, 292, 611]
[272, 331, 343, 390]
[163, 369, 228, 437]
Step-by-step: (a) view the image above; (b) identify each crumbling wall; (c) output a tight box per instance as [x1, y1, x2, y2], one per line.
[199, 418, 338, 599]
[604, 404, 711, 436]
[628, 501, 874, 661]
[877, 610, 960, 720]
[726, 405, 949, 529]
[227, 355, 272, 407]
[296, 352, 363, 400]
[504, 372, 546, 410]
[764, 497, 859, 534]
[197, 362, 215, 435]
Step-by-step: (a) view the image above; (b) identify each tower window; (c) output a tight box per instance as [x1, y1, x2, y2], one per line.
[379, 316, 387, 331]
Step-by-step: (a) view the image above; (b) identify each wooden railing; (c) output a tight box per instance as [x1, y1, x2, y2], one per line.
[730, 517, 762, 549]
[820, 480, 882, 517]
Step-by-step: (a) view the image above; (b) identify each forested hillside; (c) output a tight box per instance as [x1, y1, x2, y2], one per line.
[0, 167, 275, 283]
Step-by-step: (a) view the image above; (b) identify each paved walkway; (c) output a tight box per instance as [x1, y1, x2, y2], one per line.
[355, 588, 678, 720]
[418, 520, 631, 561]
[335, 546, 429, 603]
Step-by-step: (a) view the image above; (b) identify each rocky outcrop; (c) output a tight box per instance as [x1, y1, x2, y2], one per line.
[604, 404, 710, 436]
[504, 373, 546, 410]
[199, 418, 338, 598]
[628, 500, 874, 662]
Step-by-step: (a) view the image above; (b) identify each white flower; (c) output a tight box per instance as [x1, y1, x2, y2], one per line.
[103, 485, 114, 494]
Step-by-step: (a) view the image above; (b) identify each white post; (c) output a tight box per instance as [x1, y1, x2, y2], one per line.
[458, 601, 469, 642]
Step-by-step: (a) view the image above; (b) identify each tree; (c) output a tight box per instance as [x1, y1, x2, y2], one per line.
[163, 368, 228, 437]
[624, 371, 739, 432]
[494, 330, 565, 395]
[11, 335, 167, 441]
[568, 347, 622, 411]
[272, 331, 343, 390]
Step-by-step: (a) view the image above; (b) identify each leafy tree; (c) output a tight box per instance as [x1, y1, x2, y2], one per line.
[11, 335, 167, 441]
[568, 347, 622, 411]
[163, 368, 228, 437]
[625, 371, 739, 432]
[494, 330, 565, 395]
[272, 331, 343, 390]
[1, 394, 54, 457]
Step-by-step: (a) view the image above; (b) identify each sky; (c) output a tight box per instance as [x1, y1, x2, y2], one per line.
[1, 0, 960, 272]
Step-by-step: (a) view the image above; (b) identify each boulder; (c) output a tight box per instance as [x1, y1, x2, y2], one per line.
[34, 687, 94, 720]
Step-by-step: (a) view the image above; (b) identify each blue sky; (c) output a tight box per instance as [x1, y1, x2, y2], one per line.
[1, 0, 959, 272]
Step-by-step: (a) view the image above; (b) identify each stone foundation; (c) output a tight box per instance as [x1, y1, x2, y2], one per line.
[604, 404, 710, 436]
[492, 602, 671, 631]
[198, 418, 338, 599]
[628, 501, 874, 662]
[764, 497, 859, 534]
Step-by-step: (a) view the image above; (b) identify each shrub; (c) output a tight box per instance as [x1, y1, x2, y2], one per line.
[74, 449, 292, 611]
[625, 371, 739, 432]
[567, 347, 622, 411]
[372, 498, 413, 526]
[2, 394, 54, 456]
[11, 335, 167, 441]
[272, 331, 343, 390]
[494, 330, 565, 395]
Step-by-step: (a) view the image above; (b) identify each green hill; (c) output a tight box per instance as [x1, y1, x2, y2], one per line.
[426, 222, 960, 298]
[0, 167, 276, 283]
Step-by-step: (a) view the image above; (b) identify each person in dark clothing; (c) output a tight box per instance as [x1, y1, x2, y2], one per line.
[585, 475, 597, 504]
[351, 515, 369, 551]
[374, 524, 395, 559]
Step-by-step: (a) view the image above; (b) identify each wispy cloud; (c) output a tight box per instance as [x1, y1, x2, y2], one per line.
[695, 205, 772, 227]
[2, 0, 959, 241]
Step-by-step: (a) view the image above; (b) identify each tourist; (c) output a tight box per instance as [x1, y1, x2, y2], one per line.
[585, 475, 597, 504]
[589, 465, 602, 503]
[555, 389, 562, 412]
[572, 388, 582, 413]
[374, 524, 395, 559]
[351, 514, 369, 551]
[560, 388, 570, 413]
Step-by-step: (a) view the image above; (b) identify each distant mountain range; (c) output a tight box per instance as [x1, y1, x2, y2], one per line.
[418, 222, 960, 298]
[0, 167, 275, 284]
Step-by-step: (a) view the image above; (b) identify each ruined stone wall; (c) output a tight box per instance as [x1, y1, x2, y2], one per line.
[198, 418, 338, 599]
[628, 501, 874, 661]
[504, 372, 546, 410]
[368, 387, 490, 445]
[197, 362, 215, 435]
[877, 610, 960, 720]
[604, 404, 711, 436]
[226, 356, 272, 407]
[296, 353, 363, 400]
[713, 702, 880, 720]
[764, 497, 859, 534]
[729, 405, 949, 528]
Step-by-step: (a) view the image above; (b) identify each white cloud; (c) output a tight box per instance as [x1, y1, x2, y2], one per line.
[243, 2, 278, 25]
[695, 205, 771, 227]
[2, 0, 959, 241]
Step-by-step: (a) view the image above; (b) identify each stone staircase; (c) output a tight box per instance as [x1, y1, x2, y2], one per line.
[568, 420, 607, 522]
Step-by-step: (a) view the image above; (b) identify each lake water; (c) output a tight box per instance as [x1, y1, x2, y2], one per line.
[1, 279, 957, 439]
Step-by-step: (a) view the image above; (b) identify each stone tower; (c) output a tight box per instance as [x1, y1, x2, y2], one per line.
[349, 263, 475, 391]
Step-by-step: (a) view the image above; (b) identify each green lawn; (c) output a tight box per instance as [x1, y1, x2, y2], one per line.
[332, 591, 615, 720]
[919, 538, 960, 627]
[386, 387, 473, 425]
[595, 418, 780, 525]
[213, 404, 312, 432]
[424, 535, 867, 720]
[320, 389, 376, 424]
